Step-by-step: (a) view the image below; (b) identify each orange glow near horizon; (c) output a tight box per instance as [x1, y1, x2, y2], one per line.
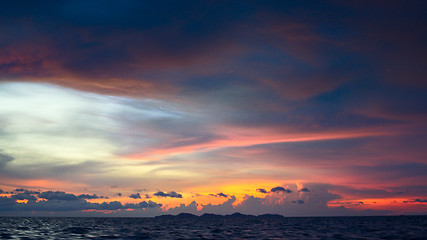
[329, 198, 427, 214]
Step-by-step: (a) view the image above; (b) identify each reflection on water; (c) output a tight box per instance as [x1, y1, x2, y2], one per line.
[0, 215, 426, 239]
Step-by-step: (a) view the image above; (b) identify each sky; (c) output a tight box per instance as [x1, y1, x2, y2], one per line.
[0, 0, 426, 217]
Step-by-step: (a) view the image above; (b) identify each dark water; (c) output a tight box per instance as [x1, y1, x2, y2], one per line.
[0, 215, 426, 239]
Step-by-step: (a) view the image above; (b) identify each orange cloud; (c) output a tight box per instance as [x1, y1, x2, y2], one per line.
[125, 126, 393, 160]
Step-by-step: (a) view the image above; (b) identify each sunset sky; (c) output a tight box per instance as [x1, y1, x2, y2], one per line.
[0, 1, 426, 217]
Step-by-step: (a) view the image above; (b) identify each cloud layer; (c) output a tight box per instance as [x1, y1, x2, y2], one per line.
[0, 1, 426, 216]
[0, 184, 403, 217]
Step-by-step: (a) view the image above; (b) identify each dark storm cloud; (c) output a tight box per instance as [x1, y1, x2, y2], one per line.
[14, 189, 40, 194]
[38, 191, 78, 201]
[11, 193, 37, 201]
[10, 189, 41, 202]
[77, 194, 106, 199]
[271, 187, 285, 192]
[25, 199, 160, 212]
[129, 193, 141, 199]
[1, 1, 425, 103]
[0, 190, 162, 212]
[271, 187, 292, 193]
[209, 193, 228, 198]
[0, 190, 12, 194]
[0, 0, 253, 94]
[256, 188, 268, 194]
[153, 191, 182, 198]
[34, 191, 107, 201]
[36, 191, 105, 201]
[124, 200, 162, 209]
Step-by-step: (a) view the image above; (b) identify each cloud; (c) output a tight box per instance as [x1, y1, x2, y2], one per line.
[0, 197, 20, 211]
[9, 189, 41, 202]
[271, 187, 292, 193]
[77, 194, 106, 199]
[11, 193, 37, 201]
[14, 189, 40, 194]
[231, 184, 390, 216]
[123, 200, 162, 209]
[0, 1, 248, 96]
[0, 1, 426, 217]
[209, 193, 228, 198]
[347, 163, 427, 182]
[201, 196, 237, 215]
[38, 191, 79, 201]
[412, 199, 427, 203]
[0, 190, 162, 213]
[129, 193, 141, 199]
[167, 201, 199, 215]
[256, 188, 268, 194]
[153, 191, 182, 198]
[161, 184, 374, 217]
[2, 1, 423, 109]
[35, 191, 106, 201]
[0, 152, 14, 169]
[299, 188, 310, 192]
[0, 185, 396, 216]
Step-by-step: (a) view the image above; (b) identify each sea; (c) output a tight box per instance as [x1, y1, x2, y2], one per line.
[0, 215, 426, 239]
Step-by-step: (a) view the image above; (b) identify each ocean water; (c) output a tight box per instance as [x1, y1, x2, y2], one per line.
[0, 215, 426, 239]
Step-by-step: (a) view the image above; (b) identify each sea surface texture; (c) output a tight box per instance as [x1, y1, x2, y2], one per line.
[0, 215, 426, 239]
